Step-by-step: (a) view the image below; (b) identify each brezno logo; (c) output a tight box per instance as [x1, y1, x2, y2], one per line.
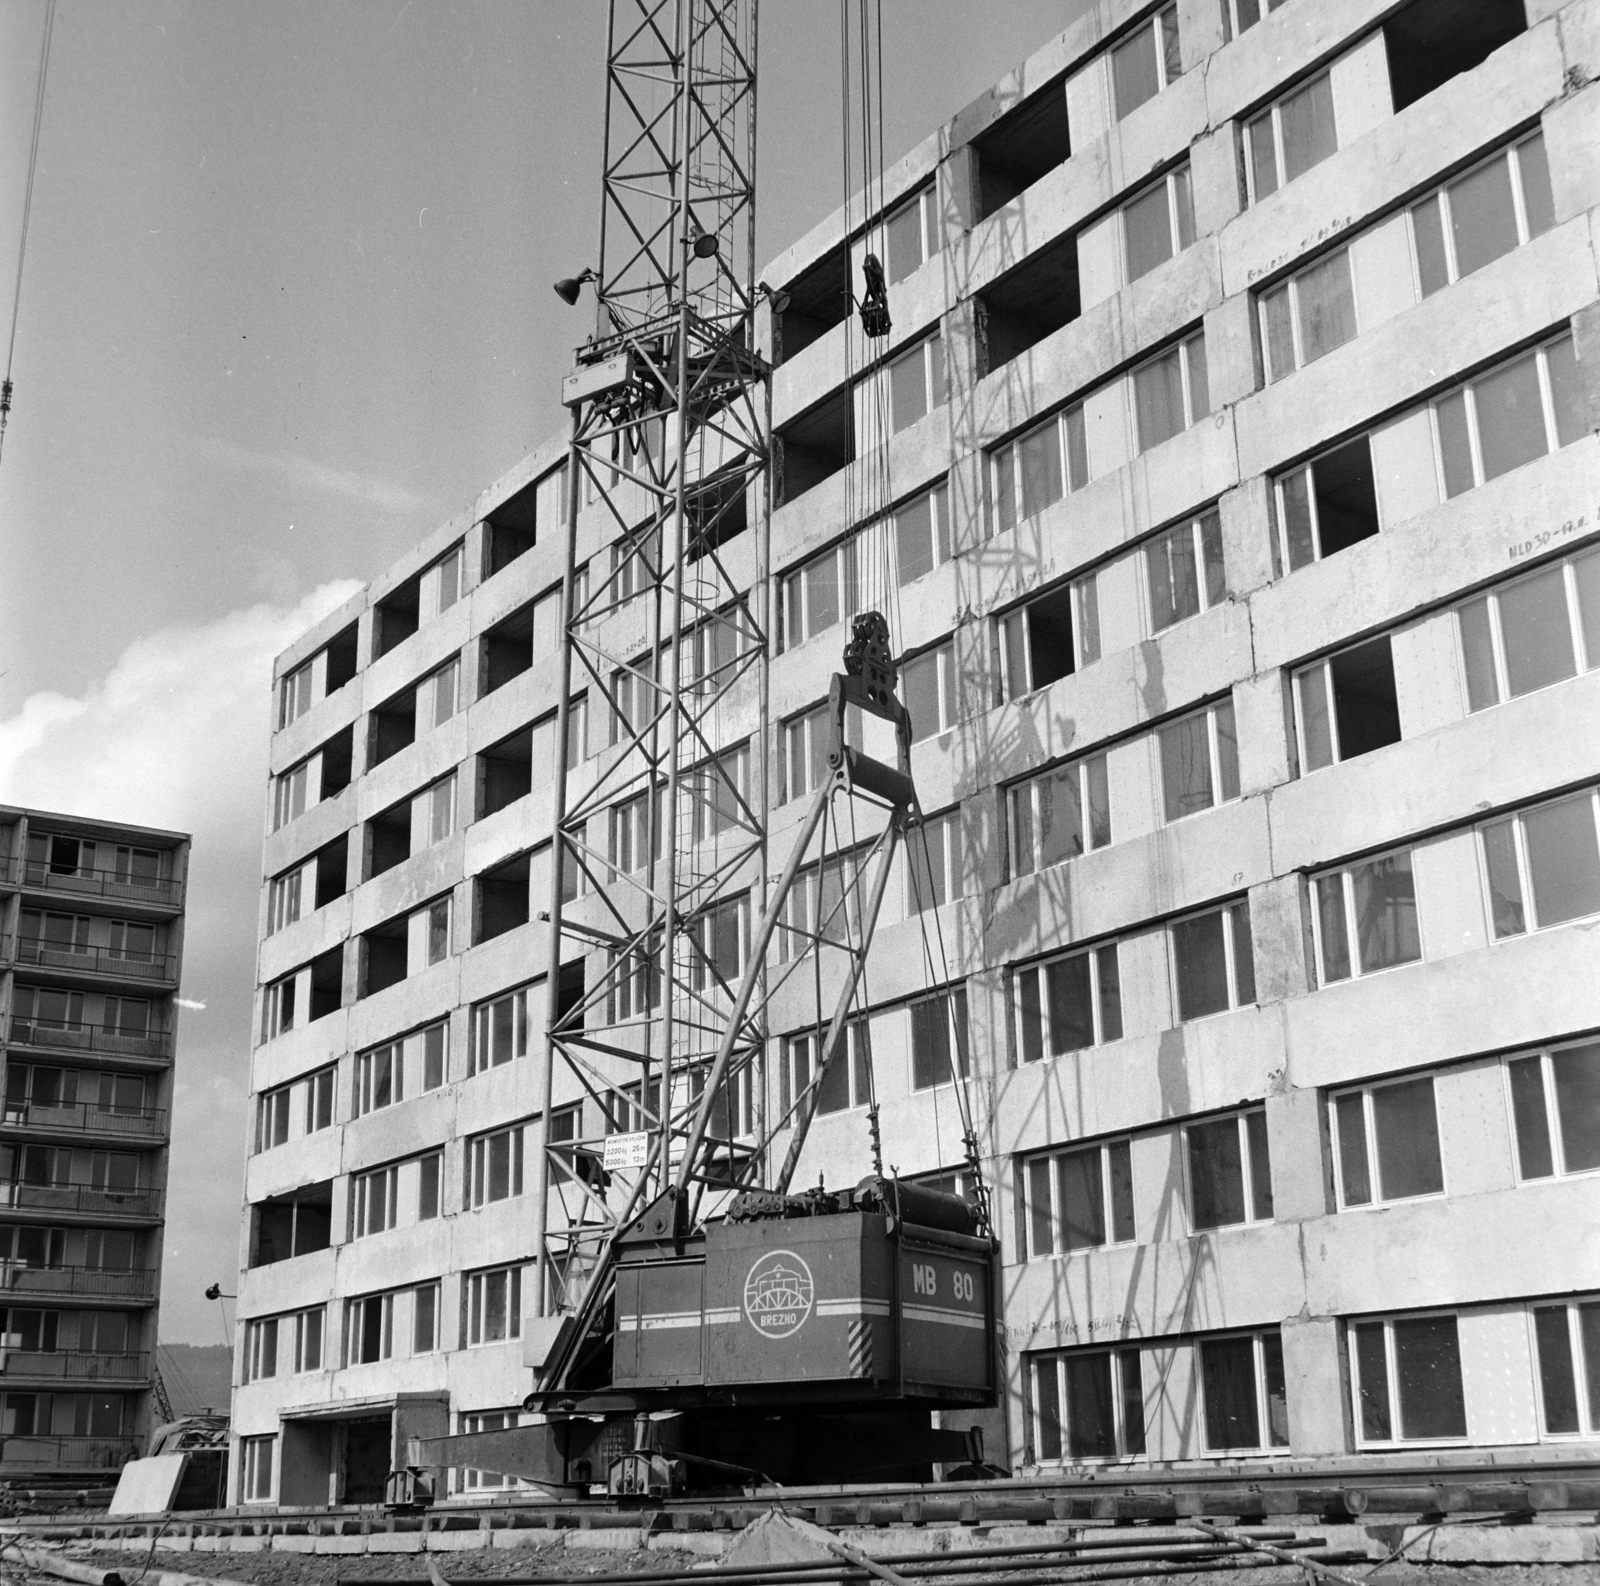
[743, 1249, 814, 1338]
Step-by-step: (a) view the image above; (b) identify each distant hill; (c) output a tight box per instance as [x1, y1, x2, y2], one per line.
[156, 1343, 233, 1418]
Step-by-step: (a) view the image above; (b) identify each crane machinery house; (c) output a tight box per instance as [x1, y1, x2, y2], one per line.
[235, 0, 1600, 1506]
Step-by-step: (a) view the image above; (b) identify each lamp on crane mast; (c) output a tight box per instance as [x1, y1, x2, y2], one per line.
[552, 267, 596, 305]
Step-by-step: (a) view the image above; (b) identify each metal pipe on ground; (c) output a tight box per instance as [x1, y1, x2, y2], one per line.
[0, 1542, 253, 1586]
[1187, 1522, 1371, 1586]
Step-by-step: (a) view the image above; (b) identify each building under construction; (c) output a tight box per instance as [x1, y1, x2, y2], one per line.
[235, 0, 1600, 1504]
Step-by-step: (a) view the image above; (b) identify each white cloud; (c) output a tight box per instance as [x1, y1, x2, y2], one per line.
[0, 580, 362, 1342]
[196, 434, 432, 515]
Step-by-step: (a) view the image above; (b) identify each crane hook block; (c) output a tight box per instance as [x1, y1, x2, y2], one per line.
[844, 611, 897, 696]
[858, 253, 892, 339]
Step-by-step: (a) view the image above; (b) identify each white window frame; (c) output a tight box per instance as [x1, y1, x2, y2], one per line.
[1110, 2, 1181, 121]
[433, 545, 463, 613]
[1457, 548, 1597, 712]
[782, 703, 832, 803]
[465, 1265, 524, 1346]
[267, 866, 304, 936]
[1144, 510, 1224, 634]
[783, 1020, 873, 1117]
[254, 1086, 291, 1154]
[691, 742, 751, 843]
[466, 1124, 526, 1210]
[1432, 332, 1576, 497]
[1019, 1137, 1135, 1258]
[1182, 1107, 1271, 1230]
[278, 663, 313, 730]
[1328, 1074, 1446, 1209]
[1478, 786, 1600, 939]
[1220, 0, 1286, 41]
[991, 403, 1087, 533]
[1349, 1313, 1470, 1448]
[884, 182, 940, 285]
[1504, 1042, 1600, 1182]
[996, 576, 1100, 700]
[427, 656, 461, 729]
[1199, 1331, 1290, 1454]
[344, 1291, 395, 1366]
[1530, 1296, 1600, 1439]
[470, 985, 531, 1075]
[1272, 435, 1377, 573]
[782, 538, 858, 650]
[879, 331, 945, 434]
[1309, 846, 1422, 984]
[303, 1065, 335, 1133]
[272, 762, 310, 832]
[1245, 71, 1336, 205]
[1410, 131, 1551, 297]
[1292, 643, 1396, 773]
[906, 807, 962, 914]
[1006, 754, 1111, 878]
[1012, 941, 1122, 1061]
[427, 773, 457, 844]
[1122, 164, 1194, 283]
[1132, 331, 1208, 452]
[1158, 701, 1238, 823]
[1028, 1345, 1147, 1464]
[351, 1165, 399, 1239]
[239, 1435, 275, 1503]
[903, 639, 958, 742]
[1259, 248, 1355, 382]
[354, 1042, 404, 1118]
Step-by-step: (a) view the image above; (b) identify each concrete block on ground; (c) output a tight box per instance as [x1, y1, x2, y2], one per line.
[271, 1535, 318, 1553]
[367, 1532, 426, 1552]
[424, 1529, 492, 1551]
[564, 1527, 646, 1552]
[1401, 1523, 1600, 1563]
[310, 1535, 370, 1553]
[224, 1535, 268, 1552]
[724, 1510, 839, 1567]
[648, 1532, 729, 1556]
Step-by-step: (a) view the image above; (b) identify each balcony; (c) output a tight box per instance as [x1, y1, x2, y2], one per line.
[6, 1017, 172, 1063]
[0, 1350, 148, 1384]
[0, 1101, 167, 1142]
[0, 1434, 138, 1472]
[0, 856, 18, 889]
[0, 1182, 162, 1221]
[0, 1263, 158, 1302]
[6, 937, 179, 987]
[20, 859, 181, 910]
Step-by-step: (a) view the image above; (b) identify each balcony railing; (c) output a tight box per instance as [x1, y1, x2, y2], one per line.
[0, 1350, 147, 1382]
[6, 1018, 172, 1061]
[0, 1263, 157, 1301]
[20, 859, 180, 908]
[0, 1183, 162, 1219]
[6, 937, 178, 985]
[0, 1102, 167, 1140]
[0, 1434, 138, 1471]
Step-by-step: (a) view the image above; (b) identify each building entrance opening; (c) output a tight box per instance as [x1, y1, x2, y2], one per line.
[342, 1417, 391, 1505]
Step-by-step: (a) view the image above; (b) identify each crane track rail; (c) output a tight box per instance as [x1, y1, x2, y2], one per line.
[6, 1458, 1599, 1538]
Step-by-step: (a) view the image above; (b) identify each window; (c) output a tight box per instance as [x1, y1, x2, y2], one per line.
[1111, 3, 1180, 119]
[1185, 1108, 1272, 1229]
[1146, 510, 1223, 632]
[261, 975, 296, 1041]
[891, 484, 953, 586]
[346, 1292, 393, 1365]
[1124, 165, 1194, 283]
[782, 1020, 872, 1118]
[1029, 1346, 1145, 1461]
[911, 988, 969, 1090]
[355, 1043, 404, 1117]
[304, 1066, 335, 1133]
[424, 897, 450, 967]
[1133, 332, 1209, 450]
[783, 702, 854, 803]
[906, 809, 962, 913]
[903, 641, 957, 742]
[690, 895, 749, 993]
[1172, 902, 1256, 1021]
[1413, 133, 1554, 296]
[1246, 72, 1336, 204]
[351, 1166, 398, 1238]
[1332, 1075, 1445, 1207]
[610, 650, 657, 745]
[1460, 547, 1600, 712]
[244, 1309, 322, 1381]
[244, 1316, 279, 1382]
[1435, 333, 1584, 497]
[278, 663, 313, 729]
[254, 1087, 290, 1154]
[1294, 637, 1401, 770]
[1261, 249, 1356, 382]
[780, 850, 862, 964]
[456, 1410, 530, 1491]
[272, 763, 309, 831]
[1020, 1139, 1134, 1257]
[1220, 0, 1288, 40]
[467, 1124, 526, 1209]
[610, 784, 664, 876]
[1200, 1332, 1289, 1451]
[465, 1265, 523, 1345]
[434, 545, 463, 612]
[1507, 1041, 1600, 1180]
[426, 774, 457, 843]
[239, 1435, 275, 1503]
[1532, 1296, 1600, 1437]
[1481, 787, 1600, 939]
[885, 183, 939, 284]
[783, 539, 858, 648]
[471, 986, 531, 1075]
[267, 867, 303, 935]
[996, 577, 1099, 701]
[609, 932, 663, 1020]
[1008, 754, 1111, 878]
[1015, 942, 1123, 1062]
[993, 404, 1086, 534]
[691, 743, 750, 842]
[1274, 435, 1380, 572]
[413, 1282, 440, 1354]
[567, 693, 588, 764]
[884, 333, 946, 433]
[1313, 850, 1421, 983]
[418, 1154, 441, 1221]
[427, 657, 461, 728]
[1351, 1313, 1468, 1444]
[1159, 700, 1238, 821]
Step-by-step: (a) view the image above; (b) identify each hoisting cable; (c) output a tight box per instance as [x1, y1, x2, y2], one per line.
[1, 0, 57, 469]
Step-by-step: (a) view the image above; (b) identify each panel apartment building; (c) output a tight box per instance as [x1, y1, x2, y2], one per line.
[235, 0, 1600, 1502]
[0, 807, 189, 1479]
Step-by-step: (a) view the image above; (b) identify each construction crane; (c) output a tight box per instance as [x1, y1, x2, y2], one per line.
[404, 0, 999, 1502]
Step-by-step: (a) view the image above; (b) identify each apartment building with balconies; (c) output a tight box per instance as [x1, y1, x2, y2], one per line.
[234, 0, 1600, 1502]
[0, 807, 189, 1482]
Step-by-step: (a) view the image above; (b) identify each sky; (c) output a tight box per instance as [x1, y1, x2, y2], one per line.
[0, 0, 1082, 1345]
